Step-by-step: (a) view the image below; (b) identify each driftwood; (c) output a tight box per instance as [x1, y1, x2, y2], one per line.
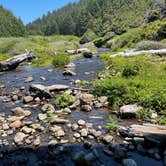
[110, 49, 166, 58]
[0, 50, 35, 72]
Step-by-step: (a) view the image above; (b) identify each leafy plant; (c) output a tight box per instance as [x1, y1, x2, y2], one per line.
[55, 93, 76, 108]
[106, 116, 118, 132]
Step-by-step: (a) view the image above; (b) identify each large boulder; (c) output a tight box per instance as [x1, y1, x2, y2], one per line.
[83, 51, 93, 58]
[119, 104, 140, 118]
[79, 93, 94, 106]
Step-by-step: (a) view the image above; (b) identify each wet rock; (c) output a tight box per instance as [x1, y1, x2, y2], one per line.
[81, 105, 92, 112]
[80, 128, 88, 137]
[83, 51, 93, 58]
[63, 108, 72, 114]
[41, 104, 55, 113]
[12, 107, 31, 117]
[21, 126, 33, 134]
[48, 140, 58, 145]
[10, 120, 22, 128]
[23, 96, 33, 103]
[65, 62, 76, 68]
[12, 95, 19, 101]
[63, 70, 76, 76]
[50, 117, 68, 124]
[122, 159, 137, 166]
[30, 84, 51, 98]
[33, 136, 41, 146]
[80, 93, 94, 106]
[84, 141, 92, 149]
[56, 129, 65, 137]
[78, 119, 86, 126]
[7, 116, 24, 122]
[47, 84, 69, 91]
[14, 132, 27, 144]
[38, 113, 47, 121]
[69, 100, 80, 109]
[25, 76, 34, 83]
[72, 123, 79, 131]
[102, 135, 113, 144]
[40, 76, 46, 81]
[119, 104, 140, 118]
[74, 133, 81, 138]
[74, 79, 81, 84]
[2, 123, 9, 130]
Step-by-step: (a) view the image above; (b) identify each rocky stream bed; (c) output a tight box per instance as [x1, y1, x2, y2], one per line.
[0, 49, 165, 166]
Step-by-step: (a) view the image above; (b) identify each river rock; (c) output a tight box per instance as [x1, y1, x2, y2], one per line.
[14, 132, 27, 144]
[102, 135, 113, 144]
[72, 123, 79, 131]
[33, 136, 41, 146]
[56, 129, 65, 137]
[38, 113, 47, 121]
[81, 105, 92, 112]
[80, 128, 88, 137]
[29, 84, 51, 98]
[80, 93, 94, 106]
[41, 104, 55, 113]
[23, 96, 33, 103]
[47, 84, 69, 91]
[83, 51, 93, 58]
[74, 133, 81, 138]
[12, 95, 19, 101]
[122, 159, 137, 166]
[2, 123, 9, 130]
[12, 107, 31, 117]
[50, 117, 69, 124]
[49, 140, 58, 145]
[25, 76, 34, 83]
[10, 120, 22, 128]
[78, 119, 86, 126]
[21, 126, 33, 134]
[63, 70, 76, 76]
[119, 104, 140, 118]
[40, 76, 46, 81]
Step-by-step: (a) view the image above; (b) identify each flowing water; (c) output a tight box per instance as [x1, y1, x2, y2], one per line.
[0, 49, 163, 166]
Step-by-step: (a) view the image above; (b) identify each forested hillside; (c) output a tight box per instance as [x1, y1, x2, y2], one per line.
[0, 6, 26, 37]
[27, 0, 165, 36]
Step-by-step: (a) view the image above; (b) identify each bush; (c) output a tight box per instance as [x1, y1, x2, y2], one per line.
[55, 93, 75, 108]
[80, 29, 97, 44]
[135, 40, 166, 50]
[52, 53, 70, 68]
[122, 65, 139, 78]
[106, 116, 118, 132]
[93, 37, 106, 48]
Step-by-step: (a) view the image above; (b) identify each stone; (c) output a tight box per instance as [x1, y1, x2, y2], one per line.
[50, 125, 61, 132]
[98, 96, 108, 104]
[22, 126, 33, 134]
[122, 159, 137, 166]
[83, 51, 93, 58]
[40, 76, 46, 81]
[14, 132, 27, 144]
[81, 105, 92, 112]
[25, 76, 34, 83]
[41, 104, 55, 113]
[63, 70, 76, 76]
[2, 123, 9, 130]
[80, 128, 88, 137]
[80, 93, 94, 106]
[74, 133, 81, 138]
[75, 80, 81, 84]
[10, 120, 22, 128]
[102, 135, 113, 144]
[151, 112, 158, 119]
[120, 104, 140, 118]
[84, 141, 92, 149]
[63, 108, 72, 114]
[38, 113, 47, 121]
[50, 117, 68, 124]
[29, 84, 51, 98]
[49, 140, 58, 145]
[47, 84, 69, 91]
[12, 95, 19, 101]
[33, 136, 41, 146]
[23, 96, 33, 103]
[12, 107, 31, 117]
[56, 129, 65, 137]
[78, 119, 86, 126]
[72, 123, 79, 131]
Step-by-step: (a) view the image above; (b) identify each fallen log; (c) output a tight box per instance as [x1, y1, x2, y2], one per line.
[110, 49, 166, 58]
[0, 50, 35, 72]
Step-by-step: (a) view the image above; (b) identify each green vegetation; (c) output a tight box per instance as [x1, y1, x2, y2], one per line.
[108, 20, 166, 51]
[55, 93, 76, 108]
[0, 6, 26, 37]
[0, 35, 80, 67]
[95, 53, 166, 113]
[52, 53, 70, 68]
[106, 116, 118, 132]
[27, 0, 165, 37]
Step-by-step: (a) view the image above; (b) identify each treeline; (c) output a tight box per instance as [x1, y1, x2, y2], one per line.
[0, 6, 26, 37]
[26, 0, 165, 37]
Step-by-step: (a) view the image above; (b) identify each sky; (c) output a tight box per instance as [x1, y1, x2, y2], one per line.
[0, 0, 78, 24]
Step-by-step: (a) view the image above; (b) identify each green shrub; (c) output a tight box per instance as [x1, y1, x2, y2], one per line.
[93, 37, 106, 48]
[80, 29, 97, 44]
[55, 93, 76, 108]
[52, 53, 70, 68]
[136, 108, 152, 122]
[122, 65, 139, 78]
[106, 116, 118, 132]
[135, 40, 166, 50]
